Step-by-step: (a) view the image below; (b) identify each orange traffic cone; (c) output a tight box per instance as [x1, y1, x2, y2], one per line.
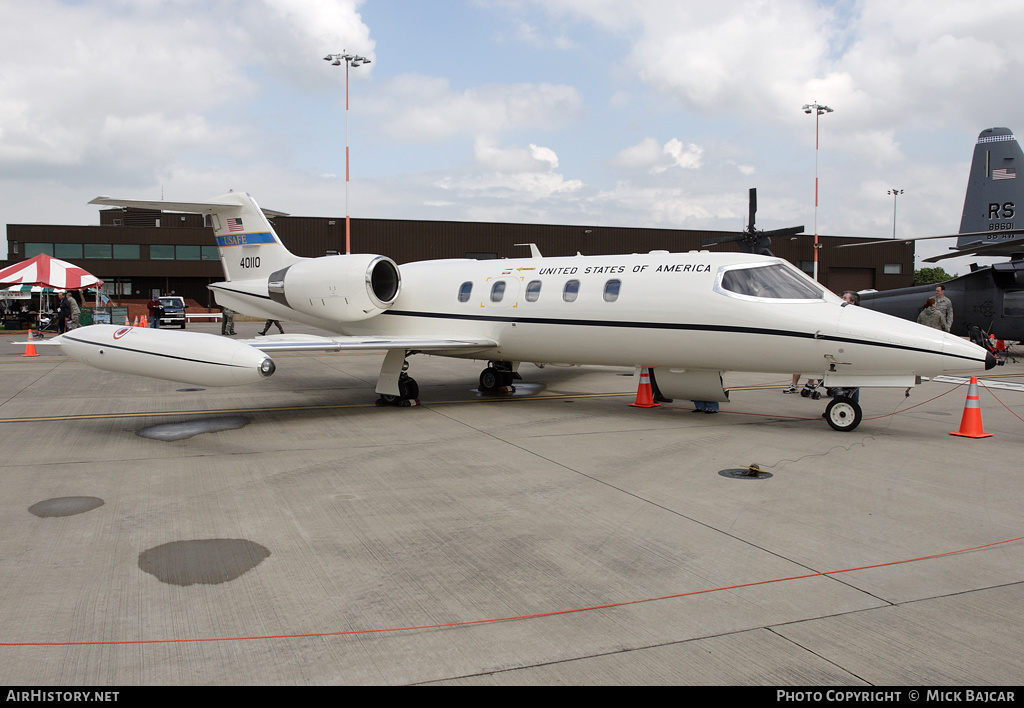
[133, 316, 139, 326]
[950, 377, 992, 438]
[140, 314, 148, 328]
[124, 315, 130, 326]
[630, 367, 661, 408]
[23, 327, 39, 357]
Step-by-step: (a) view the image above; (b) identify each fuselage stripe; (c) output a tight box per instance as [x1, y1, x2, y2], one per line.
[215, 232, 278, 247]
[381, 309, 986, 365]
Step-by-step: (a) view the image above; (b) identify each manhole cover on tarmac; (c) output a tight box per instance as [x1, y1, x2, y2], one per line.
[135, 416, 249, 441]
[28, 496, 105, 517]
[718, 467, 773, 480]
[139, 539, 270, 586]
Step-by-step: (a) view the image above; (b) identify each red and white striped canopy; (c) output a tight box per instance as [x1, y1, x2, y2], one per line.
[0, 254, 104, 290]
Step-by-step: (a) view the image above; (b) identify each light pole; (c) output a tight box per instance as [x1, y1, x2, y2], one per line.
[802, 102, 833, 282]
[324, 51, 372, 255]
[888, 188, 903, 239]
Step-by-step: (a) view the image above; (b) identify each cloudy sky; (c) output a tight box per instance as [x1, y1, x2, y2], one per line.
[4, 0, 1024, 275]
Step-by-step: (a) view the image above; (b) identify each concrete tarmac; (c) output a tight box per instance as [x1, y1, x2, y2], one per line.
[1, 323, 1022, 685]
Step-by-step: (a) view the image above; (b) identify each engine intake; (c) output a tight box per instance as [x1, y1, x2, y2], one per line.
[268, 254, 400, 322]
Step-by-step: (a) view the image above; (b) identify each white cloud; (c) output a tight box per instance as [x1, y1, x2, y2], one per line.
[473, 136, 561, 172]
[364, 76, 584, 143]
[662, 139, 703, 171]
[611, 138, 702, 173]
[0, 0, 370, 194]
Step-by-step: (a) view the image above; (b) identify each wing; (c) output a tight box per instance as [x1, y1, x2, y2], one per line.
[240, 333, 497, 355]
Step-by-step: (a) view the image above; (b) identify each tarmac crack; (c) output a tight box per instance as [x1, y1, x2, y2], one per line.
[0, 359, 68, 409]
[425, 404, 852, 595]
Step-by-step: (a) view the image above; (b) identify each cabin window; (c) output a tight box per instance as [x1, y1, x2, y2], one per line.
[458, 281, 473, 303]
[716, 262, 823, 302]
[1003, 290, 1024, 317]
[525, 280, 541, 302]
[563, 280, 580, 302]
[490, 280, 506, 302]
[603, 279, 621, 302]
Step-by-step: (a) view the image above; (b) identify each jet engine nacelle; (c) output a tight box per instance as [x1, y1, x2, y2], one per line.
[267, 254, 400, 322]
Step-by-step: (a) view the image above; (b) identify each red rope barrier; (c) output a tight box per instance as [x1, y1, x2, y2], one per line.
[3, 534, 1020, 647]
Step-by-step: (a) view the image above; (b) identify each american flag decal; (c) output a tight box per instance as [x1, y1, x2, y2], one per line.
[993, 168, 1017, 180]
[227, 217, 244, 231]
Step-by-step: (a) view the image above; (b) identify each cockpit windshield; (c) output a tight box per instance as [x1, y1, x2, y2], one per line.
[716, 262, 824, 302]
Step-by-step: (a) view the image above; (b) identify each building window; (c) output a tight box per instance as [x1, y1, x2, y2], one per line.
[102, 280, 132, 297]
[563, 279, 580, 302]
[883, 263, 902, 275]
[201, 246, 220, 260]
[176, 245, 201, 260]
[84, 243, 112, 259]
[25, 243, 53, 257]
[603, 279, 621, 302]
[458, 282, 473, 303]
[525, 280, 541, 302]
[54, 243, 83, 260]
[113, 244, 141, 259]
[150, 245, 175, 260]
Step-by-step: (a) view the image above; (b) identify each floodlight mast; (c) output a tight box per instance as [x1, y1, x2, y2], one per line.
[888, 188, 904, 239]
[802, 102, 833, 282]
[324, 51, 372, 255]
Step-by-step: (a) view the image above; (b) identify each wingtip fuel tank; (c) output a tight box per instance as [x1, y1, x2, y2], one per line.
[55, 325, 275, 387]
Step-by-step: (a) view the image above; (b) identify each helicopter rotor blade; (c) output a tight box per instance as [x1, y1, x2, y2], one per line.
[700, 234, 747, 248]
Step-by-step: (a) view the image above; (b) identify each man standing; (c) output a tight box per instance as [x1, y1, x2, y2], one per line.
[935, 284, 953, 333]
[66, 291, 80, 330]
[55, 291, 71, 333]
[220, 306, 235, 336]
[147, 295, 162, 328]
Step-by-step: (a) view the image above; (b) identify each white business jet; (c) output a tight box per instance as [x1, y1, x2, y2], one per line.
[49, 192, 994, 432]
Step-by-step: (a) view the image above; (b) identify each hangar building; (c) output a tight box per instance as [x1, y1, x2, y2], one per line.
[4, 205, 913, 307]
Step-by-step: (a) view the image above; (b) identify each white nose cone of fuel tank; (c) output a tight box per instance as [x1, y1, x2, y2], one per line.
[55, 325, 276, 386]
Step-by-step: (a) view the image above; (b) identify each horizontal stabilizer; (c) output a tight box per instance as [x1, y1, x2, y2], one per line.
[89, 196, 289, 218]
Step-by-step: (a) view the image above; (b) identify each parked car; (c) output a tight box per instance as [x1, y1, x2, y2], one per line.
[158, 296, 187, 328]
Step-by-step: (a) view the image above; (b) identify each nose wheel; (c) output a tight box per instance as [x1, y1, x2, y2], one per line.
[824, 396, 862, 432]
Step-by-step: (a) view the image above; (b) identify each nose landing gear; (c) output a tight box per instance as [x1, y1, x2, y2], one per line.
[824, 395, 862, 432]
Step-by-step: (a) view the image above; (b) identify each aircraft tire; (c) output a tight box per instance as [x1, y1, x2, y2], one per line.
[479, 367, 500, 392]
[377, 375, 419, 406]
[399, 376, 419, 401]
[824, 396, 862, 432]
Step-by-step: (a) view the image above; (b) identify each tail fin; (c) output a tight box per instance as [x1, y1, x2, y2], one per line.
[88, 192, 302, 282]
[958, 128, 1023, 251]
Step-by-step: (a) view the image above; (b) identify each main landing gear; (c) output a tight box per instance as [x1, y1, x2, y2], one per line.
[376, 352, 420, 407]
[377, 372, 419, 407]
[478, 362, 519, 394]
